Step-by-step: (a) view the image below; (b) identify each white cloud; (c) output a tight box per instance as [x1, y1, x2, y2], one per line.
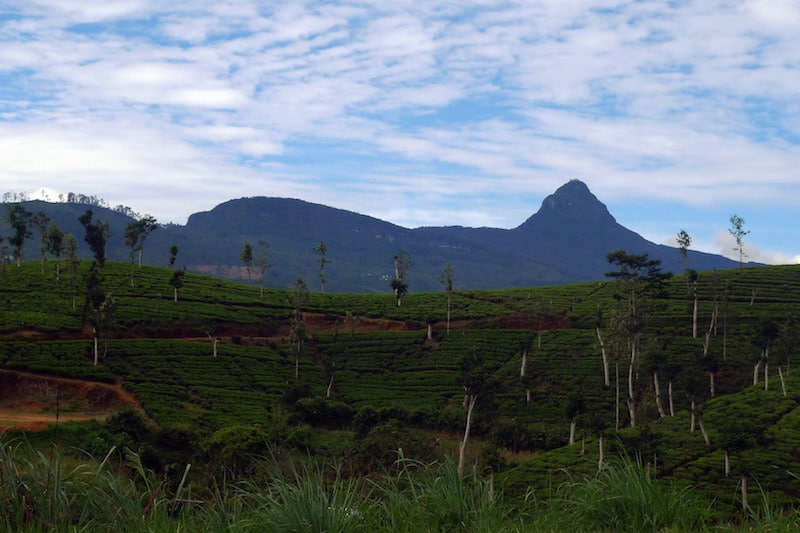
[0, 0, 798, 258]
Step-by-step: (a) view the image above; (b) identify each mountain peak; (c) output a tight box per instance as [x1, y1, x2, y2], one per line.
[534, 179, 614, 223]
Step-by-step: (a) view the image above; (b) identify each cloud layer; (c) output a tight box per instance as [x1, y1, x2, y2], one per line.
[1, 1, 798, 262]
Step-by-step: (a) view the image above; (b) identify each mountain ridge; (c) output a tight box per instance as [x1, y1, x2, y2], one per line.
[2, 180, 747, 292]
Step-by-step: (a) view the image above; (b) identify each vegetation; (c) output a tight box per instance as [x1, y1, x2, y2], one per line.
[1, 257, 800, 529]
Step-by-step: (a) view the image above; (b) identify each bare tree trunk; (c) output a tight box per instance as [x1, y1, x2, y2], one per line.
[753, 359, 762, 386]
[569, 419, 576, 445]
[327, 374, 334, 398]
[526, 389, 531, 404]
[615, 362, 620, 431]
[581, 436, 586, 456]
[668, 381, 675, 416]
[520, 347, 527, 377]
[93, 330, 99, 366]
[741, 474, 749, 511]
[690, 400, 696, 432]
[692, 294, 698, 338]
[709, 371, 716, 398]
[427, 323, 433, 341]
[596, 327, 610, 386]
[458, 394, 477, 479]
[653, 370, 665, 418]
[778, 366, 787, 397]
[446, 297, 451, 334]
[764, 345, 770, 391]
[698, 414, 710, 446]
[724, 451, 730, 476]
[173, 287, 178, 302]
[628, 340, 636, 428]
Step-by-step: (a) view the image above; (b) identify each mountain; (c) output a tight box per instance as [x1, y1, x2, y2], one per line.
[2, 180, 746, 292]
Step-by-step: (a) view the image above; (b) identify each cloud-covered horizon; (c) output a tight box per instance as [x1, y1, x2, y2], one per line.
[1, 0, 799, 263]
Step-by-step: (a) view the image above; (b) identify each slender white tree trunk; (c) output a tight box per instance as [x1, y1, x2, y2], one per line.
[173, 287, 178, 302]
[692, 294, 698, 338]
[596, 327, 610, 386]
[698, 414, 710, 446]
[724, 451, 730, 476]
[668, 381, 675, 416]
[598, 434, 605, 471]
[520, 348, 527, 377]
[628, 339, 636, 428]
[709, 371, 716, 398]
[93, 330, 99, 366]
[741, 474, 749, 511]
[446, 297, 451, 334]
[753, 359, 762, 386]
[327, 374, 334, 398]
[653, 370, 665, 417]
[427, 323, 433, 341]
[569, 419, 576, 445]
[764, 345, 770, 391]
[778, 366, 787, 397]
[458, 394, 477, 479]
[526, 389, 531, 404]
[615, 362, 620, 431]
[690, 400, 696, 432]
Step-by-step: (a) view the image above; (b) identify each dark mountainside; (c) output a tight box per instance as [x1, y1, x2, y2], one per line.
[4, 180, 745, 292]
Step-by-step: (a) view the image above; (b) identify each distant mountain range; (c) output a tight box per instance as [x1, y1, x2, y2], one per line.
[2, 180, 747, 292]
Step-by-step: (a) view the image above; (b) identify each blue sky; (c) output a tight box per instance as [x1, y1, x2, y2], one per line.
[1, 1, 799, 264]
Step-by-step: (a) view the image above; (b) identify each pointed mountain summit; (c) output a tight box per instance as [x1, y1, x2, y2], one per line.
[528, 179, 615, 225]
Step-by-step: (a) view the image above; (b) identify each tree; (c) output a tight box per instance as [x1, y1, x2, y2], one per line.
[438, 262, 454, 334]
[4, 204, 32, 266]
[314, 241, 331, 292]
[167, 245, 179, 269]
[391, 250, 411, 307]
[456, 346, 497, 479]
[676, 229, 691, 273]
[170, 269, 185, 302]
[134, 215, 157, 267]
[605, 249, 671, 428]
[289, 278, 309, 379]
[78, 209, 110, 266]
[30, 211, 50, 273]
[240, 241, 253, 280]
[44, 222, 65, 282]
[124, 223, 139, 287]
[64, 233, 79, 310]
[254, 240, 271, 300]
[728, 214, 749, 270]
[753, 318, 779, 391]
[85, 264, 116, 365]
[565, 391, 586, 446]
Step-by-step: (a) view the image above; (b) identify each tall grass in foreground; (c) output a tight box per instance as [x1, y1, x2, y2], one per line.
[538, 459, 713, 532]
[1, 435, 798, 532]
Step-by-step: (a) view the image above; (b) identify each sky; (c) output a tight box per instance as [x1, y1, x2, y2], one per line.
[1, 0, 799, 264]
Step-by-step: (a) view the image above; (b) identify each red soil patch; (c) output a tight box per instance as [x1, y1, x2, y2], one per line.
[0, 369, 139, 431]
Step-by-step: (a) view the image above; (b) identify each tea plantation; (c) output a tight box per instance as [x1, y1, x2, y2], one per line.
[2, 258, 800, 525]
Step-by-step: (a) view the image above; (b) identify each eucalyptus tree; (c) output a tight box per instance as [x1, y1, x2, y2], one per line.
[65, 233, 79, 310]
[391, 250, 411, 307]
[240, 240, 253, 280]
[457, 347, 497, 479]
[78, 209, 109, 266]
[605, 249, 671, 428]
[438, 262, 454, 334]
[4, 204, 32, 266]
[30, 211, 50, 273]
[44, 222, 65, 282]
[753, 318, 779, 390]
[728, 214, 749, 270]
[254, 240, 271, 300]
[289, 277, 309, 379]
[314, 241, 331, 292]
[134, 215, 157, 267]
[170, 269, 185, 302]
